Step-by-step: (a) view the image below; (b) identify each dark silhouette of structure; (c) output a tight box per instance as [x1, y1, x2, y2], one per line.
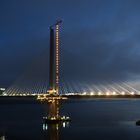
[48, 27, 55, 94]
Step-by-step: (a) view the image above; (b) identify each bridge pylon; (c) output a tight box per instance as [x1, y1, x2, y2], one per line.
[37, 20, 66, 100]
[47, 20, 62, 96]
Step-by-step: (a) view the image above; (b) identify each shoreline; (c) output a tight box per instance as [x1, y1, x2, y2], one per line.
[0, 94, 140, 100]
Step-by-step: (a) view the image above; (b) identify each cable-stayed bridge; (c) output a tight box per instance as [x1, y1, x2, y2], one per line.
[3, 80, 140, 97]
[2, 20, 140, 98]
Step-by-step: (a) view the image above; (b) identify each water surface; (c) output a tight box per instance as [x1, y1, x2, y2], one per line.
[0, 98, 140, 140]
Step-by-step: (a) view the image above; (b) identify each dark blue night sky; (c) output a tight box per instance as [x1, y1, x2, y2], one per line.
[1, 0, 140, 87]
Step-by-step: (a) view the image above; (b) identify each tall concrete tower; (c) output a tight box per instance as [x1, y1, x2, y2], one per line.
[47, 20, 62, 95]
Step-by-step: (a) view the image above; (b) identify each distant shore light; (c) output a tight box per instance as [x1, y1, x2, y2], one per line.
[0, 88, 5, 91]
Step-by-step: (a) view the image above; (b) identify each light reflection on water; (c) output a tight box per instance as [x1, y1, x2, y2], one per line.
[0, 98, 140, 139]
[42, 121, 70, 140]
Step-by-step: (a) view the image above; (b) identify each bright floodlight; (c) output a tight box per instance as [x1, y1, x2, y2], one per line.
[121, 91, 125, 95]
[112, 91, 116, 95]
[130, 92, 135, 95]
[106, 92, 110, 96]
[98, 92, 102, 96]
[90, 92, 94, 96]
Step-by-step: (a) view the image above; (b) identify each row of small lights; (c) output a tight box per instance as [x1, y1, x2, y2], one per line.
[2, 93, 37, 96]
[65, 91, 140, 96]
[2, 93, 51, 97]
[1, 92, 140, 96]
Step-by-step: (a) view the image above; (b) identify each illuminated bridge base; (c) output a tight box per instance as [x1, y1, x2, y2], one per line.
[36, 94, 67, 101]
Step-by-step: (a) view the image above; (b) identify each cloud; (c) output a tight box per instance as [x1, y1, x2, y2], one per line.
[1, 0, 140, 87]
[60, 26, 140, 83]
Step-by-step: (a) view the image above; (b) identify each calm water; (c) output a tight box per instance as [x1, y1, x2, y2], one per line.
[0, 98, 140, 140]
